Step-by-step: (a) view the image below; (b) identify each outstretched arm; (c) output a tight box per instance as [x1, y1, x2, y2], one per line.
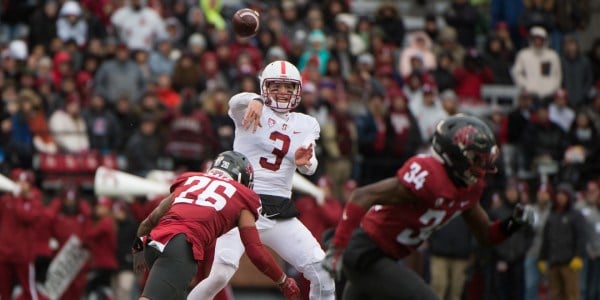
[228, 92, 264, 132]
[462, 202, 534, 246]
[238, 210, 300, 299]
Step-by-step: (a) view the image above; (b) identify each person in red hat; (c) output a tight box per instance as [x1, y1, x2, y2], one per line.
[0, 169, 45, 300]
[84, 196, 118, 299]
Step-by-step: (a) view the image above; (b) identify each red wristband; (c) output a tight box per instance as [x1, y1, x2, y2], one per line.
[333, 202, 367, 248]
[488, 220, 509, 245]
[239, 226, 284, 282]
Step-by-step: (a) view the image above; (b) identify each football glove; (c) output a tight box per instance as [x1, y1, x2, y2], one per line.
[278, 276, 301, 300]
[322, 246, 344, 281]
[502, 203, 535, 234]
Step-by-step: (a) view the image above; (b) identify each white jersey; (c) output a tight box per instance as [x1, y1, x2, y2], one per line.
[229, 92, 320, 198]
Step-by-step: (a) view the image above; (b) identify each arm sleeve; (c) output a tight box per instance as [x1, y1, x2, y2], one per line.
[228, 92, 261, 127]
[239, 226, 284, 282]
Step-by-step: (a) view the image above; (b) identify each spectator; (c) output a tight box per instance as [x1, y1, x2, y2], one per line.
[431, 52, 457, 93]
[409, 84, 448, 144]
[524, 183, 553, 300]
[154, 74, 180, 111]
[519, 0, 555, 35]
[149, 37, 175, 78]
[85, 196, 118, 299]
[48, 184, 92, 300]
[132, 49, 152, 83]
[28, 0, 58, 49]
[539, 183, 587, 300]
[110, 0, 166, 51]
[520, 105, 568, 174]
[579, 180, 600, 300]
[505, 91, 533, 175]
[568, 111, 599, 159]
[334, 13, 366, 56]
[489, 184, 532, 300]
[386, 90, 422, 167]
[428, 217, 474, 300]
[187, 33, 207, 61]
[548, 89, 575, 132]
[19, 89, 57, 154]
[49, 96, 89, 153]
[164, 95, 218, 171]
[200, 51, 229, 92]
[56, 1, 87, 47]
[434, 27, 466, 71]
[483, 34, 514, 85]
[453, 49, 494, 105]
[171, 53, 203, 92]
[444, 0, 482, 48]
[373, 2, 405, 47]
[491, 0, 524, 47]
[423, 13, 439, 42]
[81, 94, 121, 153]
[94, 44, 146, 105]
[0, 169, 44, 300]
[124, 114, 163, 176]
[561, 35, 594, 108]
[399, 31, 436, 78]
[588, 38, 600, 85]
[298, 30, 331, 75]
[511, 26, 562, 102]
[111, 201, 137, 300]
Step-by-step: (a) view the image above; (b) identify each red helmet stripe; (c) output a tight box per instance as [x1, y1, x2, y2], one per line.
[280, 61, 286, 75]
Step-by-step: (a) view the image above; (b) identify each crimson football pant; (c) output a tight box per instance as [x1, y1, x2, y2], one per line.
[0, 261, 38, 300]
[341, 228, 439, 300]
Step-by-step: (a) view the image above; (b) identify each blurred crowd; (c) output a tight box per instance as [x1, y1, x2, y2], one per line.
[0, 0, 599, 299]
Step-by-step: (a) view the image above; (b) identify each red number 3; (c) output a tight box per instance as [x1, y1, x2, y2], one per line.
[260, 132, 290, 171]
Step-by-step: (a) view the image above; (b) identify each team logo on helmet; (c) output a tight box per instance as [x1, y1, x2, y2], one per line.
[453, 125, 478, 149]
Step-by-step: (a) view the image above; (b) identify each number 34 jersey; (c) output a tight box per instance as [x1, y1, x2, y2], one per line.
[361, 155, 486, 260]
[229, 92, 320, 198]
[149, 172, 261, 261]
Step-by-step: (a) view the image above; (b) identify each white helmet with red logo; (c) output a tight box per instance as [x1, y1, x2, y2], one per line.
[259, 60, 302, 112]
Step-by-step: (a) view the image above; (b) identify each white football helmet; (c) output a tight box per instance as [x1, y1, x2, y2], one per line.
[259, 60, 302, 112]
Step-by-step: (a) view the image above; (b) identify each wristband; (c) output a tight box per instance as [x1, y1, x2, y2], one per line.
[252, 97, 264, 104]
[277, 274, 287, 285]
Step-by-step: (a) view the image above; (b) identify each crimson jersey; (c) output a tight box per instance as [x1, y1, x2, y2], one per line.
[361, 155, 486, 259]
[149, 172, 261, 261]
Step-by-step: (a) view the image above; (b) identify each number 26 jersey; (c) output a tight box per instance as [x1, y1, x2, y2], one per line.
[149, 172, 261, 261]
[361, 155, 486, 259]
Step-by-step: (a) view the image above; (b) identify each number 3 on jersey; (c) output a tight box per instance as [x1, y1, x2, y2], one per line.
[260, 131, 290, 171]
[173, 175, 237, 210]
[403, 162, 428, 190]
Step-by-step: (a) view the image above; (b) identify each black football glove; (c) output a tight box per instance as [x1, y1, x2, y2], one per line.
[501, 203, 535, 235]
[132, 236, 147, 275]
[322, 246, 344, 281]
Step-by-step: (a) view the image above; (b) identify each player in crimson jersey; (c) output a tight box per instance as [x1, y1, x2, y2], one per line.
[322, 115, 535, 299]
[132, 151, 300, 300]
[189, 60, 335, 300]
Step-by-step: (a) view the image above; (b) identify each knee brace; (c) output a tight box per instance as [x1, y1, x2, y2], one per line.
[300, 262, 336, 300]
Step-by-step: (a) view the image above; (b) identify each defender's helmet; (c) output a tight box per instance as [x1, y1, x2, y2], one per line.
[259, 60, 302, 112]
[432, 115, 499, 186]
[209, 151, 254, 189]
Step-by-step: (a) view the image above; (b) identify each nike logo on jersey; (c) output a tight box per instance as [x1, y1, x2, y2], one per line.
[460, 201, 469, 208]
[293, 131, 301, 134]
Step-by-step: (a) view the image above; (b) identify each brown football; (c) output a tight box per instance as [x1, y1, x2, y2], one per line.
[232, 8, 260, 38]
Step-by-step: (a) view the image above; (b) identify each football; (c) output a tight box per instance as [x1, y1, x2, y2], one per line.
[232, 8, 260, 38]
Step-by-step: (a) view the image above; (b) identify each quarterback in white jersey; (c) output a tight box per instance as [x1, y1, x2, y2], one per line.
[188, 61, 335, 300]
